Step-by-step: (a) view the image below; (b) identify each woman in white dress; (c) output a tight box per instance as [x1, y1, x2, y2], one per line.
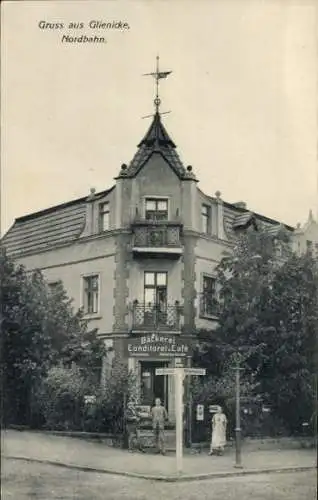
[209, 406, 227, 456]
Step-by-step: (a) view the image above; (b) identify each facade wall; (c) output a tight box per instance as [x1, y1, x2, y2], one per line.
[128, 258, 183, 305]
[292, 219, 318, 256]
[14, 235, 117, 334]
[195, 190, 218, 235]
[194, 237, 229, 330]
[132, 155, 183, 221]
[113, 232, 131, 332]
[182, 234, 198, 333]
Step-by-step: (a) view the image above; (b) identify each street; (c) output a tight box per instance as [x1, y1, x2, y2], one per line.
[2, 459, 316, 500]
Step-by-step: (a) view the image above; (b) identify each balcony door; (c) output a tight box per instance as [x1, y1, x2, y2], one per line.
[144, 272, 167, 326]
[144, 272, 167, 308]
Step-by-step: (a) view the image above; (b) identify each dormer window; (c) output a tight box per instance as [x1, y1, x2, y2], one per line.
[145, 198, 168, 221]
[99, 202, 110, 232]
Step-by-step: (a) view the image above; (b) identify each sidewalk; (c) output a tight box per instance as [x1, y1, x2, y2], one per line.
[2, 430, 316, 481]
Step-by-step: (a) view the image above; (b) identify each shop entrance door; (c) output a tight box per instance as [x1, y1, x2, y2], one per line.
[140, 360, 169, 410]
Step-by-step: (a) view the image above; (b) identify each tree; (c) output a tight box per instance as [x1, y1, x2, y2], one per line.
[214, 228, 318, 435]
[0, 245, 105, 426]
[259, 253, 318, 433]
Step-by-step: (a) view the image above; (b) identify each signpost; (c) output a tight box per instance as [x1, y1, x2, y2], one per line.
[155, 366, 206, 474]
[196, 404, 204, 421]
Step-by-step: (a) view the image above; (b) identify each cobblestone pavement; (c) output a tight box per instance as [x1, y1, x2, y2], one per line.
[2, 459, 317, 500]
[2, 430, 316, 479]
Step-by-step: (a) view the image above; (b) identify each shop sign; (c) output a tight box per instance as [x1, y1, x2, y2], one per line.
[125, 334, 192, 358]
[196, 404, 204, 421]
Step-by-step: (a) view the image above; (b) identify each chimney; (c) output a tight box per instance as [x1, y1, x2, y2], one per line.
[215, 191, 224, 239]
[81, 187, 97, 237]
[233, 201, 247, 210]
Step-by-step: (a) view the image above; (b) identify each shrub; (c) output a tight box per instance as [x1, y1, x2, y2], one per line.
[34, 364, 86, 430]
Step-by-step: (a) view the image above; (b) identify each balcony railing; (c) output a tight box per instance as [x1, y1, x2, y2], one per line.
[199, 293, 220, 317]
[132, 225, 182, 248]
[131, 301, 182, 332]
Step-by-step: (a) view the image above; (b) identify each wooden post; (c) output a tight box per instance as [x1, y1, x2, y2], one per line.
[175, 368, 184, 474]
[156, 366, 205, 474]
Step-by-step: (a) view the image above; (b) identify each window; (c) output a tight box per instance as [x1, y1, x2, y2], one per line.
[48, 281, 59, 293]
[201, 204, 210, 234]
[145, 198, 168, 221]
[142, 272, 168, 327]
[274, 239, 283, 258]
[200, 275, 218, 316]
[306, 240, 313, 256]
[144, 272, 167, 308]
[83, 275, 99, 314]
[99, 202, 110, 232]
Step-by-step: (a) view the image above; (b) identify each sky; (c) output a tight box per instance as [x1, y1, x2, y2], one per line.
[1, 0, 317, 235]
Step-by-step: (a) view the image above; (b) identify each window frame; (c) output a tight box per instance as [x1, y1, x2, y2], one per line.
[199, 273, 218, 318]
[201, 204, 211, 234]
[306, 240, 313, 256]
[144, 197, 169, 221]
[81, 273, 101, 316]
[143, 271, 168, 305]
[98, 202, 110, 232]
[48, 281, 60, 293]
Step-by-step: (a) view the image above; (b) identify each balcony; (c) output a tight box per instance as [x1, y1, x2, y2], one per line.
[131, 220, 183, 259]
[199, 293, 220, 318]
[131, 301, 182, 333]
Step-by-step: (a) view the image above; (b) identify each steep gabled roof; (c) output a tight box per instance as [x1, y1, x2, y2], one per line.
[265, 223, 291, 237]
[137, 112, 176, 148]
[117, 112, 197, 181]
[1, 187, 113, 257]
[232, 212, 257, 230]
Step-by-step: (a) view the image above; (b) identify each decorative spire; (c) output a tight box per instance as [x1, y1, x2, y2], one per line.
[115, 59, 197, 182]
[137, 113, 176, 148]
[138, 57, 174, 149]
[143, 55, 172, 116]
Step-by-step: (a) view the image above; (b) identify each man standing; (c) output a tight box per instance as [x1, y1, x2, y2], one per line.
[151, 398, 168, 455]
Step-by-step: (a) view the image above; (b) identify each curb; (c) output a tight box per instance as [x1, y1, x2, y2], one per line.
[3, 455, 316, 482]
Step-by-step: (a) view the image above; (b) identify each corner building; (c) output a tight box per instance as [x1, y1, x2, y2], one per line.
[3, 108, 318, 420]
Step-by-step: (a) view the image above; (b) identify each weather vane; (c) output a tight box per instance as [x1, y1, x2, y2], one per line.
[142, 56, 172, 119]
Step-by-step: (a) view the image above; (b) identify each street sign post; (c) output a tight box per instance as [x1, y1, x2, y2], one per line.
[155, 368, 177, 376]
[184, 368, 206, 376]
[155, 366, 206, 474]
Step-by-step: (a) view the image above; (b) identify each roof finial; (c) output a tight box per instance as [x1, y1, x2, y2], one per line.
[308, 208, 314, 222]
[143, 56, 172, 117]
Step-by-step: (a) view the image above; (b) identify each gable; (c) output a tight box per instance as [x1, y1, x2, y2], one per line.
[135, 152, 182, 189]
